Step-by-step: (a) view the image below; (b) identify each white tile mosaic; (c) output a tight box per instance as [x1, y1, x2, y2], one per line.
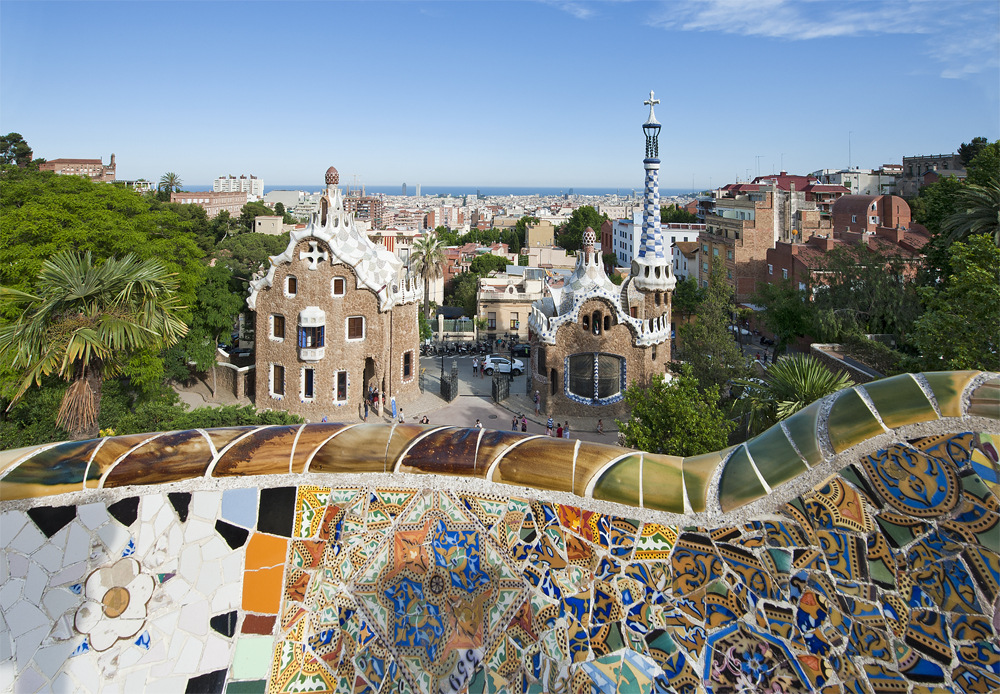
[48, 561, 87, 588]
[33, 542, 64, 573]
[174, 636, 205, 675]
[96, 523, 130, 557]
[0, 510, 28, 545]
[42, 587, 79, 622]
[7, 552, 27, 579]
[63, 522, 92, 566]
[35, 640, 79, 679]
[14, 624, 47, 671]
[24, 562, 46, 605]
[182, 517, 214, 544]
[179, 601, 209, 636]
[6, 601, 46, 638]
[10, 521, 45, 555]
[191, 491, 221, 521]
[77, 502, 110, 530]
[177, 545, 202, 586]
[199, 633, 231, 671]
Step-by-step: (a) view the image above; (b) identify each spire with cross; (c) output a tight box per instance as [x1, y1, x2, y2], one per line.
[644, 90, 660, 126]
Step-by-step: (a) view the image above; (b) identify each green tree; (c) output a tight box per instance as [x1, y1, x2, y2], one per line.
[274, 202, 286, 216]
[752, 280, 812, 358]
[0, 165, 205, 317]
[0, 133, 33, 168]
[616, 365, 735, 456]
[217, 232, 290, 279]
[210, 209, 240, 243]
[958, 136, 989, 168]
[238, 201, 275, 233]
[966, 140, 1000, 187]
[468, 253, 508, 276]
[676, 265, 749, 392]
[0, 251, 188, 439]
[941, 178, 1000, 247]
[911, 234, 999, 371]
[733, 354, 853, 438]
[661, 204, 698, 224]
[159, 172, 183, 194]
[433, 226, 461, 246]
[410, 231, 447, 321]
[672, 277, 703, 319]
[810, 243, 921, 339]
[556, 206, 608, 252]
[446, 271, 479, 318]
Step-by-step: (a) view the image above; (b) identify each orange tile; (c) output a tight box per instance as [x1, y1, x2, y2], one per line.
[246, 533, 289, 571]
[242, 566, 284, 614]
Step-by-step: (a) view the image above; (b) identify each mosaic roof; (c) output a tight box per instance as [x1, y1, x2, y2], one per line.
[1, 371, 998, 693]
[247, 184, 417, 313]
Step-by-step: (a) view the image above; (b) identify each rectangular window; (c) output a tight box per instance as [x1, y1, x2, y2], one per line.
[303, 368, 315, 399]
[335, 371, 347, 401]
[713, 247, 719, 256]
[403, 351, 413, 379]
[298, 326, 324, 347]
[272, 315, 285, 339]
[510, 312, 519, 330]
[488, 312, 496, 330]
[287, 276, 297, 295]
[768, 264, 773, 275]
[272, 364, 285, 397]
[782, 268, 788, 279]
[332, 277, 345, 296]
[727, 250, 734, 260]
[347, 316, 365, 340]
[851, 215, 857, 223]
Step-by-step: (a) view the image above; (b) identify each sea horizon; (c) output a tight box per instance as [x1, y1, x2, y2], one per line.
[182, 184, 699, 198]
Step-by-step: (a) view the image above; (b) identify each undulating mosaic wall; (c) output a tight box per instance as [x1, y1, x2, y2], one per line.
[1, 371, 998, 693]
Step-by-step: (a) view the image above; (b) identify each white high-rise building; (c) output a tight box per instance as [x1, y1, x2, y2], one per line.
[214, 174, 264, 201]
[415, 183, 421, 198]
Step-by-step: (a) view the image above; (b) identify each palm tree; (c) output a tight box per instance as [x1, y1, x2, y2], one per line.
[0, 251, 188, 439]
[942, 177, 1000, 247]
[409, 231, 446, 321]
[733, 353, 853, 438]
[159, 172, 183, 194]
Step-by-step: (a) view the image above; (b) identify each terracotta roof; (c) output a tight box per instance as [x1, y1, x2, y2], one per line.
[44, 158, 105, 165]
[832, 195, 879, 220]
[803, 184, 850, 193]
[673, 241, 701, 258]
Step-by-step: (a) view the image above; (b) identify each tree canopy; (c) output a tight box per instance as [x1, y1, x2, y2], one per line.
[752, 280, 812, 358]
[0, 133, 33, 168]
[676, 265, 749, 391]
[556, 206, 608, 252]
[661, 204, 698, 224]
[616, 365, 735, 457]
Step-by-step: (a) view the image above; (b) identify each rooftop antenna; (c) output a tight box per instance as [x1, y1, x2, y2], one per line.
[848, 131, 852, 170]
[755, 155, 763, 178]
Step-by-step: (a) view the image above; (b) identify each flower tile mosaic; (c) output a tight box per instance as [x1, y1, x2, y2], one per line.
[1, 370, 998, 693]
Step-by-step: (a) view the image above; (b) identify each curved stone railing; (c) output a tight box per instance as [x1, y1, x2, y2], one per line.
[1, 370, 998, 694]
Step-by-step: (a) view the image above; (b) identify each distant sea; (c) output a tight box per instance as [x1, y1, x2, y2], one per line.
[185, 184, 696, 198]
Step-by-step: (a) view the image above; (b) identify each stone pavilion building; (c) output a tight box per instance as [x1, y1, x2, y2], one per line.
[248, 166, 421, 420]
[528, 92, 675, 419]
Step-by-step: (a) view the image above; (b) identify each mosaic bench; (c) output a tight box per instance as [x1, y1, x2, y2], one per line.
[1, 371, 998, 693]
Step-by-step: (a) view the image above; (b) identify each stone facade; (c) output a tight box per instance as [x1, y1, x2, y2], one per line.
[40, 154, 116, 181]
[248, 173, 420, 421]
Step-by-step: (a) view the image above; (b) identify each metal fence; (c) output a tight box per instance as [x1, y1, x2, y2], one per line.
[492, 372, 510, 403]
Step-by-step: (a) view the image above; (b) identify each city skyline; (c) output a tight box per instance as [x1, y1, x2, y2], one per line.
[2, 0, 997, 189]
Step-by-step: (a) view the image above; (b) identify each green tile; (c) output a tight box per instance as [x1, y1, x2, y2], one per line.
[746, 424, 808, 490]
[592, 454, 641, 507]
[232, 636, 273, 680]
[827, 388, 886, 454]
[718, 445, 768, 513]
[227, 682, 267, 694]
[781, 400, 824, 467]
[923, 371, 980, 418]
[863, 374, 938, 429]
[641, 452, 685, 513]
[969, 377, 1000, 420]
[682, 447, 732, 513]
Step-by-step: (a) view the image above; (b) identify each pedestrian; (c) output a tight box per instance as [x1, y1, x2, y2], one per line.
[321, 415, 328, 423]
[475, 418, 483, 429]
[363, 400, 369, 421]
[533, 390, 540, 414]
[420, 415, 430, 424]
[546, 417, 554, 436]
[521, 415, 527, 432]
[597, 418, 604, 434]
[473, 357, 479, 376]
[556, 423, 563, 438]
[397, 406, 405, 424]
[512, 416, 518, 431]
[563, 422, 570, 439]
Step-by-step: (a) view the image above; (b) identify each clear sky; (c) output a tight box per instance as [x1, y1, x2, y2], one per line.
[2, 1, 998, 189]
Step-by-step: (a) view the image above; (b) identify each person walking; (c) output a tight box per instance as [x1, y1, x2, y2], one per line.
[597, 418, 604, 434]
[555, 423, 563, 438]
[512, 416, 518, 431]
[363, 399, 369, 422]
[473, 357, 479, 377]
[533, 390, 540, 414]
[563, 422, 570, 439]
[546, 417, 554, 436]
[475, 418, 483, 429]
[521, 415, 527, 432]
[397, 406, 405, 424]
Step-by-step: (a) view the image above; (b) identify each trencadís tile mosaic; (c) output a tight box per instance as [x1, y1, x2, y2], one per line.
[1, 370, 999, 693]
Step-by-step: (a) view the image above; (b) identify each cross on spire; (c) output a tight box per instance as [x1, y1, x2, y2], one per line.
[644, 90, 660, 125]
[300, 240, 328, 270]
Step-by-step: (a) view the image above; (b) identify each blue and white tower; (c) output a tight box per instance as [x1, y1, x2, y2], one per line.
[630, 91, 676, 293]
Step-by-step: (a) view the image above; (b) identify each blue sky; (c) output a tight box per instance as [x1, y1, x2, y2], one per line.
[2, 1, 997, 189]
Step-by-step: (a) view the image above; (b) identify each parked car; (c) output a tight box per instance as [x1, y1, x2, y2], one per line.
[511, 343, 530, 358]
[482, 355, 524, 376]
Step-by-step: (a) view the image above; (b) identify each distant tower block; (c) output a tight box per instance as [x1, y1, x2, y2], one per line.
[325, 166, 340, 186]
[415, 184, 421, 198]
[630, 90, 675, 292]
[402, 183, 407, 196]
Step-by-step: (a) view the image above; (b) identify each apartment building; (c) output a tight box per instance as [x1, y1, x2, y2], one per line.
[171, 190, 248, 218]
[40, 155, 116, 181]
[214, 174, 264, 200]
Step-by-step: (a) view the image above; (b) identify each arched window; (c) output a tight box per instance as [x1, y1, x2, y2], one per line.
[592, 311, 602, 335]
[550, 368, 557, 396]
[582, 315, 590, 331]
[603, 315, 611, 332]
[566, 353, 624, 403]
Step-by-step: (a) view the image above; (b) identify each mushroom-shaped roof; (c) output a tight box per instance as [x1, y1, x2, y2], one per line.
[325, 166, 340, 185]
